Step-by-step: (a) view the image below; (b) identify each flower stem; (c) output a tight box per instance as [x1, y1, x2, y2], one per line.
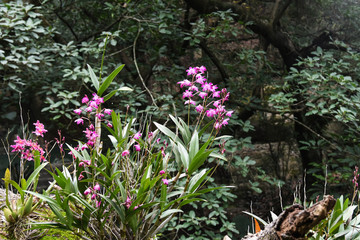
[95, 106, 102, 155]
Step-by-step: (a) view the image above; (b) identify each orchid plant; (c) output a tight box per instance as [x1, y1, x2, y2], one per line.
[2, 121, 49, 239]
[5, 64, 234, 239]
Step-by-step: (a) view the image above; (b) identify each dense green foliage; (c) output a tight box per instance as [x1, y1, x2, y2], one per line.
[269, 47, 360, 198]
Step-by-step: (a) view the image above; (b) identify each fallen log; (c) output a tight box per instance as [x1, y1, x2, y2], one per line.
[240, 195, 336, 240]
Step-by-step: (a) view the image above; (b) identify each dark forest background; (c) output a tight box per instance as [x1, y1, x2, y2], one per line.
[2, 0, 360, 238]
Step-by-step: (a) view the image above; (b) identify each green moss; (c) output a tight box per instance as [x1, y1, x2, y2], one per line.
[40, 229, 80, 240]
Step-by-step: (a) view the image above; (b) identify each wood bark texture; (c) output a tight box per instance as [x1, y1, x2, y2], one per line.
[239, 195, 336, 240]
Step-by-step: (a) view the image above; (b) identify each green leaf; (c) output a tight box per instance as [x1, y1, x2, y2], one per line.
[178, 117, 191, 144]
[81, 207, 91, 230]
[209, 152, 227, 161]
[117, 179, 127, 203]
[342, 205, 357, 222]
[100, 194, 126, 222]
[34, 150, 41, 169]
[160, 182, 167, 210]
[189, 130, 199, 161]
[329, 197, 344, 229]
[63, 196, 73, 229]
[144, 208, 159, 222]
[8, 180, 24, 200]
[26, 191, 67, 226]
[179, 198, 205, 207]
[103, 122, 116, 137]
[187, 138, 213, 175]
[160, 209, 183, 219]
[87, 64, 99, 91]
[103, 86, 133, 102]
[170, 140, 181, 167]
[196, 186, 226, 195]
[111, 111, 120, 137]
[122, 117, 136, 139]
[108, 135, 118, 148]
[46, 168, 66, 189]
[138, 166, 152, 200]
[128, 214, 139, 233]
[329, 219, 344, 235]
[21, 178, 27, 191]
[169, 115, 191, 144]
[188, 149, 212, 175]
[28, 222, 68, 230]
[66, 143, 84, 160]
[98, 64, 124, 96]
[91, 165, 111, 181]
[70, 194, 95, 213]
[154, 122, 177, 142]
[188, 168, 212, 193]
[26, 162, 48, 189]
[164, 192, 204, 211]
[177, 142, 189, 169]
[214, 135, 232, 141]
[103, 89, 117, 102]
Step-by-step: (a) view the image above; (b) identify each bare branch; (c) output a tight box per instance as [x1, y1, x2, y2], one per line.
[79, 15, 124, 42]
[133, 23, 158, 108]
[55, 11, 79, 41]
[199, 40, 229, 83]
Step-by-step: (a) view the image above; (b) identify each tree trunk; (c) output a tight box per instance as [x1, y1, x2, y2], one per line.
[293, 111, 328, 193]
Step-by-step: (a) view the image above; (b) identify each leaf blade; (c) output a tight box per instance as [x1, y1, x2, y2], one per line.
[98, 64, 125, 96]
[87, 64, 99, 91]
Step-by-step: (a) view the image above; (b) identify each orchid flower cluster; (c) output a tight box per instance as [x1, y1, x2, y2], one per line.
[178, 66, 233, 130]
[72, 93, 112, 148]
[10, 120, 47, 161]
[84, 183, 102, 207]
[73, 93, 112, 125]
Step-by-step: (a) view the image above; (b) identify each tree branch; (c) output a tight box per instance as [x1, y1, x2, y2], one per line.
[133, 23, 158, 108]
[271, 0, 293, 27]
[54, 11, 79, 41]
[199, 40, 229, 83]
[299, 31, 349, 57]
[185, 0, 299, 68]
[79, 15, 124, 42]
[271, 0, 281, 25]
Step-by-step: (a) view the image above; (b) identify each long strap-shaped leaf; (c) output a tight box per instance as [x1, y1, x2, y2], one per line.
[98, 64, 125, 96]
[154, 121, 185, 146]
[87, 64, 99, 91]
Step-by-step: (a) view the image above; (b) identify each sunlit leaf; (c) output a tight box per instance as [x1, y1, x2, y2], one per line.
[188, 168, 212, 193]
[160, 209, 183, 219]
[189, 130, 199, 161]
[87, 64, 99, 91]
[26, 162, 48, 189]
